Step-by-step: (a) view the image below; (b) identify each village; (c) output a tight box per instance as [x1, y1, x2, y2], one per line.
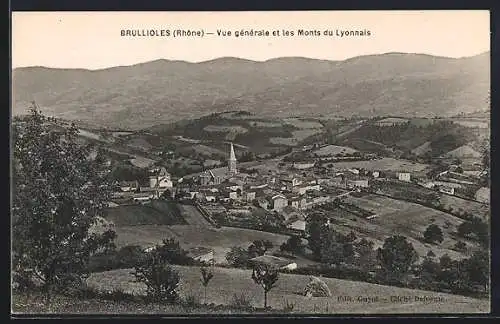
[103, 138, 490, 268]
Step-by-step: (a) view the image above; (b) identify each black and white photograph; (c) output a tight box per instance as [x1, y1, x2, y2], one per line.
[11, 10, 491, 315]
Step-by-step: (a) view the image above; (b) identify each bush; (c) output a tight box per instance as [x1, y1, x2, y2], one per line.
[183, 292, 201, 307]
[282, 299, 295, 312]
[230, 292, 253, 310]
[132, 247, 181, 304]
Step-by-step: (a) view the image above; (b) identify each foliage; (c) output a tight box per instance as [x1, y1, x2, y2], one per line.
[376, 235, 418, 285]
[248, 240, 274, 258]
[423, 224, 444, 244]
[154, 238, 195, 265]
[225, 246, 251, 268]
[306, 212, 329, 260]
[280, 235, 304, 254]
[251, 264, 279, 308]
[457, 217, 489, 247]
[320, 228, 356, 266]
[230, 292, 253, 309]
[131, 245, 181, 303]
[353, 238, 377, 271]
[282, 298, 295, 312]
[200, 266, 214, 304]
[12, 105, 116, 297]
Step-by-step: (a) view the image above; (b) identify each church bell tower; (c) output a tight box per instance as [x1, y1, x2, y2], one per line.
[228, 142, 237, 175]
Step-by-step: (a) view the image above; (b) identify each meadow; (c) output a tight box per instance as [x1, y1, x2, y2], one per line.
[338, 195, 470, 260]
[331, 157, 429, 172]
[86, 265, 490, 314]
[112, 225, 289, 264]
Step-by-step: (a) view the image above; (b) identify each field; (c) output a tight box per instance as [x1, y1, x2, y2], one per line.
[203, 125, 249, 134]
[438, 195, 490, 220]
[284, 118, 324, 129]
[452, 119, 489, 129]
[86, 266, 489, 314]
[313, 145, 358, 156]
[331, 158, 429, 172]
[104, 202, 187, 226]
[338, 194, 471, 260]
[250, 121, 283, 128]
[129, 156, 156, 168]
[375, 118, 409, 126]
[113, 225, 289, 264]
[269, 137, 297, 146]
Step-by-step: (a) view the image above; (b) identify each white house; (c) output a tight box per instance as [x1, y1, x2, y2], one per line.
[270, 194, 288, 212]
[398, 172, 411, 182]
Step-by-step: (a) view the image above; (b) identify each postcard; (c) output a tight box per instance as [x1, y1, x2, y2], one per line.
[11, 10, 490, 315]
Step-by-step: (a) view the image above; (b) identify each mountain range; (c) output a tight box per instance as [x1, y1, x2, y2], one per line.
[12, 52, 490, 130]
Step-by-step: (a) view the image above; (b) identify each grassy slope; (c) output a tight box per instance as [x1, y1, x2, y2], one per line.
[86, 266, 489, 314]
[339, 194, 469, 260]
[104, 201, 187, 226]
[113, 225, 289, 264]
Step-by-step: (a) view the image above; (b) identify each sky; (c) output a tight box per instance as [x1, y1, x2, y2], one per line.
[12, 10, 490, 70]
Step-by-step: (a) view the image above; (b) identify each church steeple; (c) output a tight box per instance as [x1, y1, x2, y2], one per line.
[228, 142, 237, 175]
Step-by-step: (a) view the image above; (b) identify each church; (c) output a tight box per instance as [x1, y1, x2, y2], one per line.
[199, 142, 244, 186]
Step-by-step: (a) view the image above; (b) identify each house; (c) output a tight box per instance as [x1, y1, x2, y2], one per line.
[244, 191, 256, 202]
[270, 194, 288, 212]
[249, 255, 298, 271]
[256, 198, 269, 210]
[187, 247, 214, 265]
[439, 186, 455, 195]
[398, 172, 411, 182]
[120, 180, 139, 192]
[372, 171, 380, 178]
[149, 167, 173, 189]
[293, 162, 316, 170]
[292, 183, 321, 195]
[475, 187, 490, 204]
[288, 195, 307, 210]
[132, 192, 154, 203]
[287, 219, 306, 233]
[347, 179, 369, 189]
[281, 176, 303, 190]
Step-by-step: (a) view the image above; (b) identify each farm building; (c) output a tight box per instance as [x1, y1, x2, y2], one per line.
[249, 255, 297, 271]
[288, 195, 307, 210]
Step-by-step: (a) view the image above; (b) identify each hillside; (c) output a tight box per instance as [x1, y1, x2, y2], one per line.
[86, 266, 489, 314]
[12, 52, 489, 129]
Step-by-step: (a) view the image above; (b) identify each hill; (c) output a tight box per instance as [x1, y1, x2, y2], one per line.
[12, 52, 489, 129]
[86, 266, 489, 314]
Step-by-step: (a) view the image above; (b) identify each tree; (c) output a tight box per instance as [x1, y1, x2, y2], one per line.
[354, 238, 377, 270]
[200, 266, 214, 304]
[251, 264, 279, 309]
[306, 213, 328, 260]
[248, 240, 274, 258]
[226, 246, 250, 268]
[12, 105, 116, 298]
[320, 229, 355, 266]
[132, 246, 181, 303]
[156, 238, 194, 265]
[463, 250, 489, 292]
[423, 224, 444, 244]
[280, 235, 304, 254]
[376, 235, 418, 284]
